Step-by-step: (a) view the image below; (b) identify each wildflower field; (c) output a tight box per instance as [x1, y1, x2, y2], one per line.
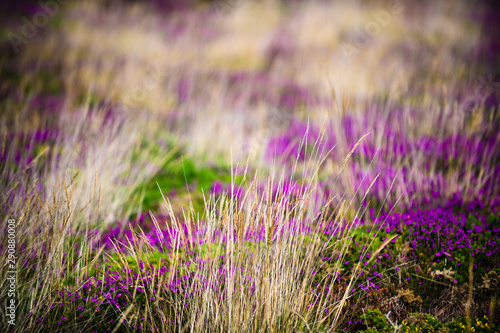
[0, 0, 499, 332]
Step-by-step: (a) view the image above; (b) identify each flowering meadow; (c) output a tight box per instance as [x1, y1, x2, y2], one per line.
[1, 0, 499, 332]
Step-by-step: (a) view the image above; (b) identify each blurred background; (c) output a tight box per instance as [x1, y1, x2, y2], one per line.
[1, 0, 499, 213]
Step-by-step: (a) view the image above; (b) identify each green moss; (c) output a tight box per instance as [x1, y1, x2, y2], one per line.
[138, 151, 241, 212]
[356, 310, 498, 333]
